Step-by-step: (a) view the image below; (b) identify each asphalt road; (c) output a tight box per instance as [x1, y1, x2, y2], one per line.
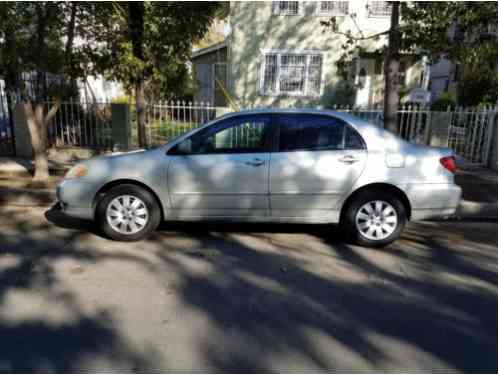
[0, 205, 497, 372]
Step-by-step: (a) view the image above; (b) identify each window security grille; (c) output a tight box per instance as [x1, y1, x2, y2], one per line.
[367, 1, 391, 17]
[261, 52, 324, 96]
[272, 1, 300, 15]
[318, 1, 349, 15]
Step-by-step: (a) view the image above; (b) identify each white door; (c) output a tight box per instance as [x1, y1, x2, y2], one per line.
[167, 114, 272, 218]
[270, 114, 367, 220]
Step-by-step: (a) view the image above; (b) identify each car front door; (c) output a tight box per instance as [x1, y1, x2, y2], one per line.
[167, 114, 272, 218]
[269, 114, 367, 220]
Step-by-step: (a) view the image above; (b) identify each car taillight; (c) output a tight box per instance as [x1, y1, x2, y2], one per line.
[440, 156, 456, 173]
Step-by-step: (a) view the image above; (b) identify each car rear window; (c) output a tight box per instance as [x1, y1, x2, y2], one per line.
[277, 114, 365, 152]
[344, 125, 366, 150]
[278, 114, 344, 152]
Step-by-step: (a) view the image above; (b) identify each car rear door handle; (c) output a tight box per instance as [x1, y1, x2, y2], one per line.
[338, 155, 359, 164]
[245, 158, 265, 167]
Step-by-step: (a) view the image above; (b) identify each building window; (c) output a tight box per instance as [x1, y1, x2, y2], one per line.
[272, 1, 300, 16]
[367, 1, 391, 17]
[317, 1, 348, 16]
[261, 52, 324, 97]
[307, 55, 323, 95]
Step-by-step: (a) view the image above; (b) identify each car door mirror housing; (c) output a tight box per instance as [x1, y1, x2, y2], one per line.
[176, 139, 192, 154]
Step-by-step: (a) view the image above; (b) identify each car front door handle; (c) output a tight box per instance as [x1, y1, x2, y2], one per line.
[338, 155, 359, 164]
[245, 158, 265, 167]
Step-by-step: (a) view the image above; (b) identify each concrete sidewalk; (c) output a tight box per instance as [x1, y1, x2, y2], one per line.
[0, 157, 71, 177]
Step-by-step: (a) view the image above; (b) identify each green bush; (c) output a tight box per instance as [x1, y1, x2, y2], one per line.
[431, 91, 457, 111]
[111, 95, 132, 104]
[458, 69, 498, 108]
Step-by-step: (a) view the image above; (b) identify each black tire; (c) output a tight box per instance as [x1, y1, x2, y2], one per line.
[96, 184, 161, 241]
[341, 189, 406, 248]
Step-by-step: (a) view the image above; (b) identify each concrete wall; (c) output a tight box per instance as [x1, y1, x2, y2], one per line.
[111, 104, 131, 151]
[13, 104, 33, 158]
[228, 1, 424, 108]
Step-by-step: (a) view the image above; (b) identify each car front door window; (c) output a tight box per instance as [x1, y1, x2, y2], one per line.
[184, 115, 270, 154]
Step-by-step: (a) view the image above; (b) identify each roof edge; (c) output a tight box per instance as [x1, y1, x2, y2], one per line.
[192, 40, 228, 59]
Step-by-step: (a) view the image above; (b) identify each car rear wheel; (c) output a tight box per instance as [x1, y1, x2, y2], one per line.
[97, 184, 161, 241]
[342, 190, 406, 247]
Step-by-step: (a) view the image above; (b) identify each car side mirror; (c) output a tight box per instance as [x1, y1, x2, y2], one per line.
[175, 139, 192, 155]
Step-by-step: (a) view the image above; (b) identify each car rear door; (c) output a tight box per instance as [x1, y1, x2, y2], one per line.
[269, 114, 367, 220]
[167, 114, 272, 218]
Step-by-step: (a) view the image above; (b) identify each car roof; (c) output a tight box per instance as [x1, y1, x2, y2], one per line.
[220, 107, 370, 127]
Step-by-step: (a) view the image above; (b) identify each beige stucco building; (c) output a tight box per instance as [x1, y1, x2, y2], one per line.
[192, 1, 429, 108]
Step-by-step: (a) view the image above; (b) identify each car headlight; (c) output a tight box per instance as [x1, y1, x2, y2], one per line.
[64, 164, 89, 179]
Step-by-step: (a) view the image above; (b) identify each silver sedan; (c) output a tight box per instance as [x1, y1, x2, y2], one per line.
[56, 109, 461, 247]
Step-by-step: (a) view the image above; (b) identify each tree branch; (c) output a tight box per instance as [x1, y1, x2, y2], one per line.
[333, 29, 390, 41]
[43, 97, 61, 127]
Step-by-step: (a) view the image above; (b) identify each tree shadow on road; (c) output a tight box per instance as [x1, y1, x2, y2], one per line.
[0, 206, 160, 372]
[149, 219, 498, 372]
[8, 205, 498, 372]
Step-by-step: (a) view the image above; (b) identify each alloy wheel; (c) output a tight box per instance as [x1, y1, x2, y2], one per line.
[355, 200, 398, 241]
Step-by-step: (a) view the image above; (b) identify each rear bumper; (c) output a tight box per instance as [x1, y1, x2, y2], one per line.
[403, 183, 462, 220]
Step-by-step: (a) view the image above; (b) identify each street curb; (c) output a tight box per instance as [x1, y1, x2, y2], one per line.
[455, 200, 498, 219]
[0, 168, 68, 178]
[0, 186, 56, 207]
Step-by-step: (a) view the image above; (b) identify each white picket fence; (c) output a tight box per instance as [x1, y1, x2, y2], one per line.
[44, 99, 498, 167]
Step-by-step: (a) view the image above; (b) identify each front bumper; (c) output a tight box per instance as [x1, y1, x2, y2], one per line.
[56, 179, 96, 220]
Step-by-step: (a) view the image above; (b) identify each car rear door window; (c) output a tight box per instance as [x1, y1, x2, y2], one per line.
[277, 114, 345, 152]
[344, 124, 366, 150]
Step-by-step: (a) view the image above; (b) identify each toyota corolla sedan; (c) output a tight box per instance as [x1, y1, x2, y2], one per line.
[56, 109, 461, 247]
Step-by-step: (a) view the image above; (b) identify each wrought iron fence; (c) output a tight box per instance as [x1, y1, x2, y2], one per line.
[136, 101, 221, 147]
[45, 100, 112, 149]
[446, 106, 496, 165]
[43, 98, 497, 167]
[0, 80, 15, 156]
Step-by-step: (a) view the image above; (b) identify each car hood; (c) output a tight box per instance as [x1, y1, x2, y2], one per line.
[83, 148, 164, 183]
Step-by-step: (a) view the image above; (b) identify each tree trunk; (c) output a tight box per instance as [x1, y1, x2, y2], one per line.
[24, 100, 61, 182]
[129, 2, 147, 148]
[136, 81, 147, 148]
[65, 2, 78, 91]
[25, 101, 49, 181]
[383, 1, 401, 134]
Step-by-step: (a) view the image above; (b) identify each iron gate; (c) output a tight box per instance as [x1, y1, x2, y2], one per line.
[0, 81, 15, 156]
[447, 107, 497, 166]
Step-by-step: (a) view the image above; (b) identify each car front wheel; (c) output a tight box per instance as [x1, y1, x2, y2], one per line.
[97, 184, 161, 241]
[342, 190, 406, 247]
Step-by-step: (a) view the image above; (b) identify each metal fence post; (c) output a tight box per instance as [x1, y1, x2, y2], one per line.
[111, 103, 131, 151]
[485, 105, 498, 170]
[423, 108, 432, 145]
[12, 102, 34, 158]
